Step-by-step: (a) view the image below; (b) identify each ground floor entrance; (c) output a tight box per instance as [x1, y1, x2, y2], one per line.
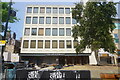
[20, 53, 91, 66]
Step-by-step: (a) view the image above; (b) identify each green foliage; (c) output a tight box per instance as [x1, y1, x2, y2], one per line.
[72, 1, 117, 54]
[0, 2, 19, 34]
[1, 2, 19, 23]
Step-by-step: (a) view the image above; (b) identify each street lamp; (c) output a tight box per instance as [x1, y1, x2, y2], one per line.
[1, 0, 16, 79]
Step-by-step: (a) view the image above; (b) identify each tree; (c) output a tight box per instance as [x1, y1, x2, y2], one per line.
[0, 2, 19, 33]
[72, 0, 117, 64]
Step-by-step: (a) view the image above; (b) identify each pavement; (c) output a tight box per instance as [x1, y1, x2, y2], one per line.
[61, 65, 119, 79]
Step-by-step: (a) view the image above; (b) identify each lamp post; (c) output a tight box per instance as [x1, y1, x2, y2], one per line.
[1, 0, 13, 79]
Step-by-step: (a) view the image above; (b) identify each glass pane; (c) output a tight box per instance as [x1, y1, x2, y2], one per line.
[33, 7, 38, 13]
[59, 40, 64, 48]
[52, 40, 57, 48]
[46, 17, 51, 24]
[31, 28, 37, 35]
[38, 28, 44, 36]
[23, 40, 29, 48]
[52, 28, 58, 36]
[59, 17, 64, 24]
[74, 40, 78, 48]
[72, 18, 77, 24]
[59, 28, 64, 36]
[45, 28, 51, 36]
[115, 39, 119, 43]
[59, 8, 64, 14]
[66, 17, 71, 24]
[66, 28, 71, 36]
[45, 40, 50, 48]
[66, 40, 71, 48]
[30, 40, 36, 48]
[32, 17, 38, 24]
[27, 7, 32, 13]
[46, 7, 51, 13]
[114, 34, 118, 38]
[39, 17, 44, 24]
[26, 17, 31, 24]
[65, 8, 70, 14]
[24, 28, 30, 36]
[52, 17, 57, 24]
[40, 7, 45, 13]
[53, 7, 58, 13]
[38, 40, 43, 48]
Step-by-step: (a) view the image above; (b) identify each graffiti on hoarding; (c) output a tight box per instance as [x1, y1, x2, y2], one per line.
[27, 71, 39, 79]
[16, 70, 91, 80]
[50, 71, 65, 79]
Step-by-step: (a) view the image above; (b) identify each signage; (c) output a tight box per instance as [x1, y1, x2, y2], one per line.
[101, 54, 109, 57]
[16, 70, 91, 80]
[0, 40, 6, 46]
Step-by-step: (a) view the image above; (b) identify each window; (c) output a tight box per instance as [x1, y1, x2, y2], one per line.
[65, 8, 70, 14]
[45, 28, 51, 36]
[38, 28, 44, 36]
[53, 7, 58, 13]
[59, 8, 64, 14]
[46, 7, 51, 13]
[31, 28, 37, 35]
[66, 40, 71, 48]
[32, 17, 38, 24]
[38, 40, 43, 48]
[59, 28, 64, 36]
[46, 17, 51, 24]
[23, 40, 29, 48]
[30, 40, 36, 48]
[26, 17, 31, 24]
[52, 40, 57, 48]
[66, 28, 71, 36]
[59, 17, 64, 24]
[73, 40, 78, 48]
[33, 7, 38, 13]
[115, 38, 119, 43]
[45, 40, 50, 48]
[27, 7, 32, 13]
[114, 34, 118, 38]
[59, 40, 64, 48]
[40, 7, 45, 13]
[66, 17, 71, 24]
[52, 28, 58, 36]
[52, 17, 58, 24]
[72, 18, 77, 24]
[24, 28, 30, 36]
[39, 17, 44, 24]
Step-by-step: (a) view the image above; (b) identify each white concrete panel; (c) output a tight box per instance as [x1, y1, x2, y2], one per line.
[89, 52, 97, 65]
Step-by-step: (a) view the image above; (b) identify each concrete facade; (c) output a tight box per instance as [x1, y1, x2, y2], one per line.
[20, 5, 92, 65]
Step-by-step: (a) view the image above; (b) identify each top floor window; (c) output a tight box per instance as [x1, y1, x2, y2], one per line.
[26, 17, 31, 24]
[32, 17, 38, 24]
[72, 18, 77, 24]
[31, 28, 37, 35]
[59, 8, 64, 14]
[65, 8, 70, 14]
[24, 28, 30, 36]
[27, 7, 32, 13]
[40, 7, 45, 13]
[46, 17, 51, 24]
[53, 7, 58, 13]
[33, 7, 38, 13]
[52, 17, 58, 24]
[46, 7, 51, 13]
[66, 17, 71, 24]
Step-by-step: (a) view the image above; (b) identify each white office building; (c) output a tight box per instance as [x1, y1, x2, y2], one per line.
[20, 4, 92, 66]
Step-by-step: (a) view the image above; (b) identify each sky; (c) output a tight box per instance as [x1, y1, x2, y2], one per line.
[1, 0, 120, 40]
